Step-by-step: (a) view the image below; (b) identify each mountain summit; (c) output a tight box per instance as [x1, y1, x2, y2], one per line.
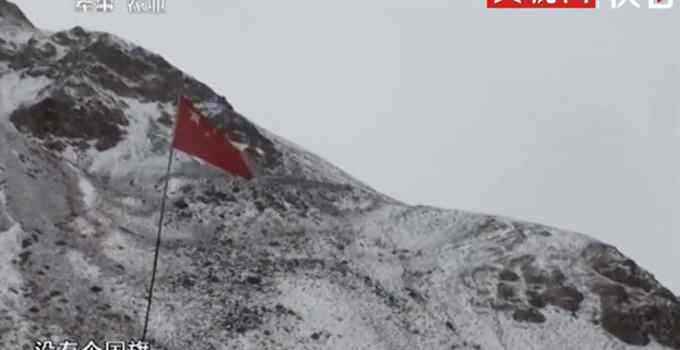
[0, 2, 678, 349]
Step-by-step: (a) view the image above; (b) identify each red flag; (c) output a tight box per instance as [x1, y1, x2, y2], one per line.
[172, 96, 253, 179]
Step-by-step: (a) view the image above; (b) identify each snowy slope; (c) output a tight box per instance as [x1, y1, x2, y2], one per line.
[0, 2, 678, 349]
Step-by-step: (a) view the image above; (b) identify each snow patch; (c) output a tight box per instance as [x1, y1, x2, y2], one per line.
[0, 223, 23, 288]
[78, 175, 97, 210]
[88, 98, 168, 177]
[197, 100, 228, 117]
[104, 204, 194, 241]
[0, 70, 52, 119]
[277, 276, 388, 349]
[66, 249, 101, 280]
[0, 186, 6, 205]
[101, 229, 148, 272]
[117, 196, 144, 208]
[71, 217, 96, 237]
[230, 140, 248, 152]
[0, 185, 13, 230]
[167, 177, 188, 195]
[62, 145, 79, 164]
[229, 140, 264, 156]
[50, 40, 70, 61]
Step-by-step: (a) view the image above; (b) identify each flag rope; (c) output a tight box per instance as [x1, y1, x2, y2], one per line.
[142, 90, 182, 341]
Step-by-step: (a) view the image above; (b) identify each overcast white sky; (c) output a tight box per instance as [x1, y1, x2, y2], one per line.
[14, 0, 679, 293]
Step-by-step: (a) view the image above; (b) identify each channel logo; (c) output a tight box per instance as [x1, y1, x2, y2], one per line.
[487, 0, 676, 9]
[487, 0, 597, 8]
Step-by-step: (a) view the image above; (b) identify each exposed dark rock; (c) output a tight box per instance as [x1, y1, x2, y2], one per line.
[221, 304, 265, 334]
[245, 275, 262, 285]
[585, 243, 680, 349]
[0, 0, 34, 28]
[180, 276, 195, 289]
[173, 199, 188, 209]
[521, 264, 551, 286]
[543, 285, 584, 313]
[21, 238, 32, 248]
[527, 291, 547, 309]
[503, 254, 586, 320]
[254, 201, 265, 213]
[601, 308, 650, 346]
[654, 287, 679, 303]
[499, 269, 520, 282]
[18, 250, 30, 264]
[584, 243, 656, 292]
[10, 95, 128, 151]
[597, 295, 680, 348]
[202, 189, 236, 204]
[513, 308, 546, 323]
[550, 269, 566, 285]
[9, 39, 57, 68]
[593, 283, 629, 304]
[497, 282, 518, 301]
[179, 184, 194, 194]
[44, 139, 66, 152]
[157, 111, 172, 126]
[536, 230, 552, 237]
[477, 216, 512, 234]
[491, 302, 516, 312]
[80, 36, 183, 103]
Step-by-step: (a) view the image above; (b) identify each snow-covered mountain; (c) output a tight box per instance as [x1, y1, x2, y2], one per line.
[0, 2, 678, 349]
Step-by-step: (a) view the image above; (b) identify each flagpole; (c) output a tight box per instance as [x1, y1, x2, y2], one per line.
[142, 83, 183, 341]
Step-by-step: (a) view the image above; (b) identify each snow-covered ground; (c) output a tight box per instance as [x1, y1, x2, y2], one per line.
[0, 2, 678, 349]
[0, 71, 52, 121]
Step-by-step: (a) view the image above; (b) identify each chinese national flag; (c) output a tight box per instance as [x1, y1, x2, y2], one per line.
[172, 96, 253, 179]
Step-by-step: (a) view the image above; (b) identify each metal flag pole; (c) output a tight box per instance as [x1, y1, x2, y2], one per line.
[142, 80, 184, 341]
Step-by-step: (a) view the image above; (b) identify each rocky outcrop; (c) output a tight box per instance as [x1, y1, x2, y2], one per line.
[0, 0, 33, 28]
[10, 93, 128, 151]
[2, 19, 282, 170]
[584, 243, 680, 348]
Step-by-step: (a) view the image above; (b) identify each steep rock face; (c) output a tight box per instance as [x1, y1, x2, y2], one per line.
[0, 0, 33, 29]
[0, 2, 678, 350]
[2, 16, 281, 177]
[584, 243, 680, 348]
